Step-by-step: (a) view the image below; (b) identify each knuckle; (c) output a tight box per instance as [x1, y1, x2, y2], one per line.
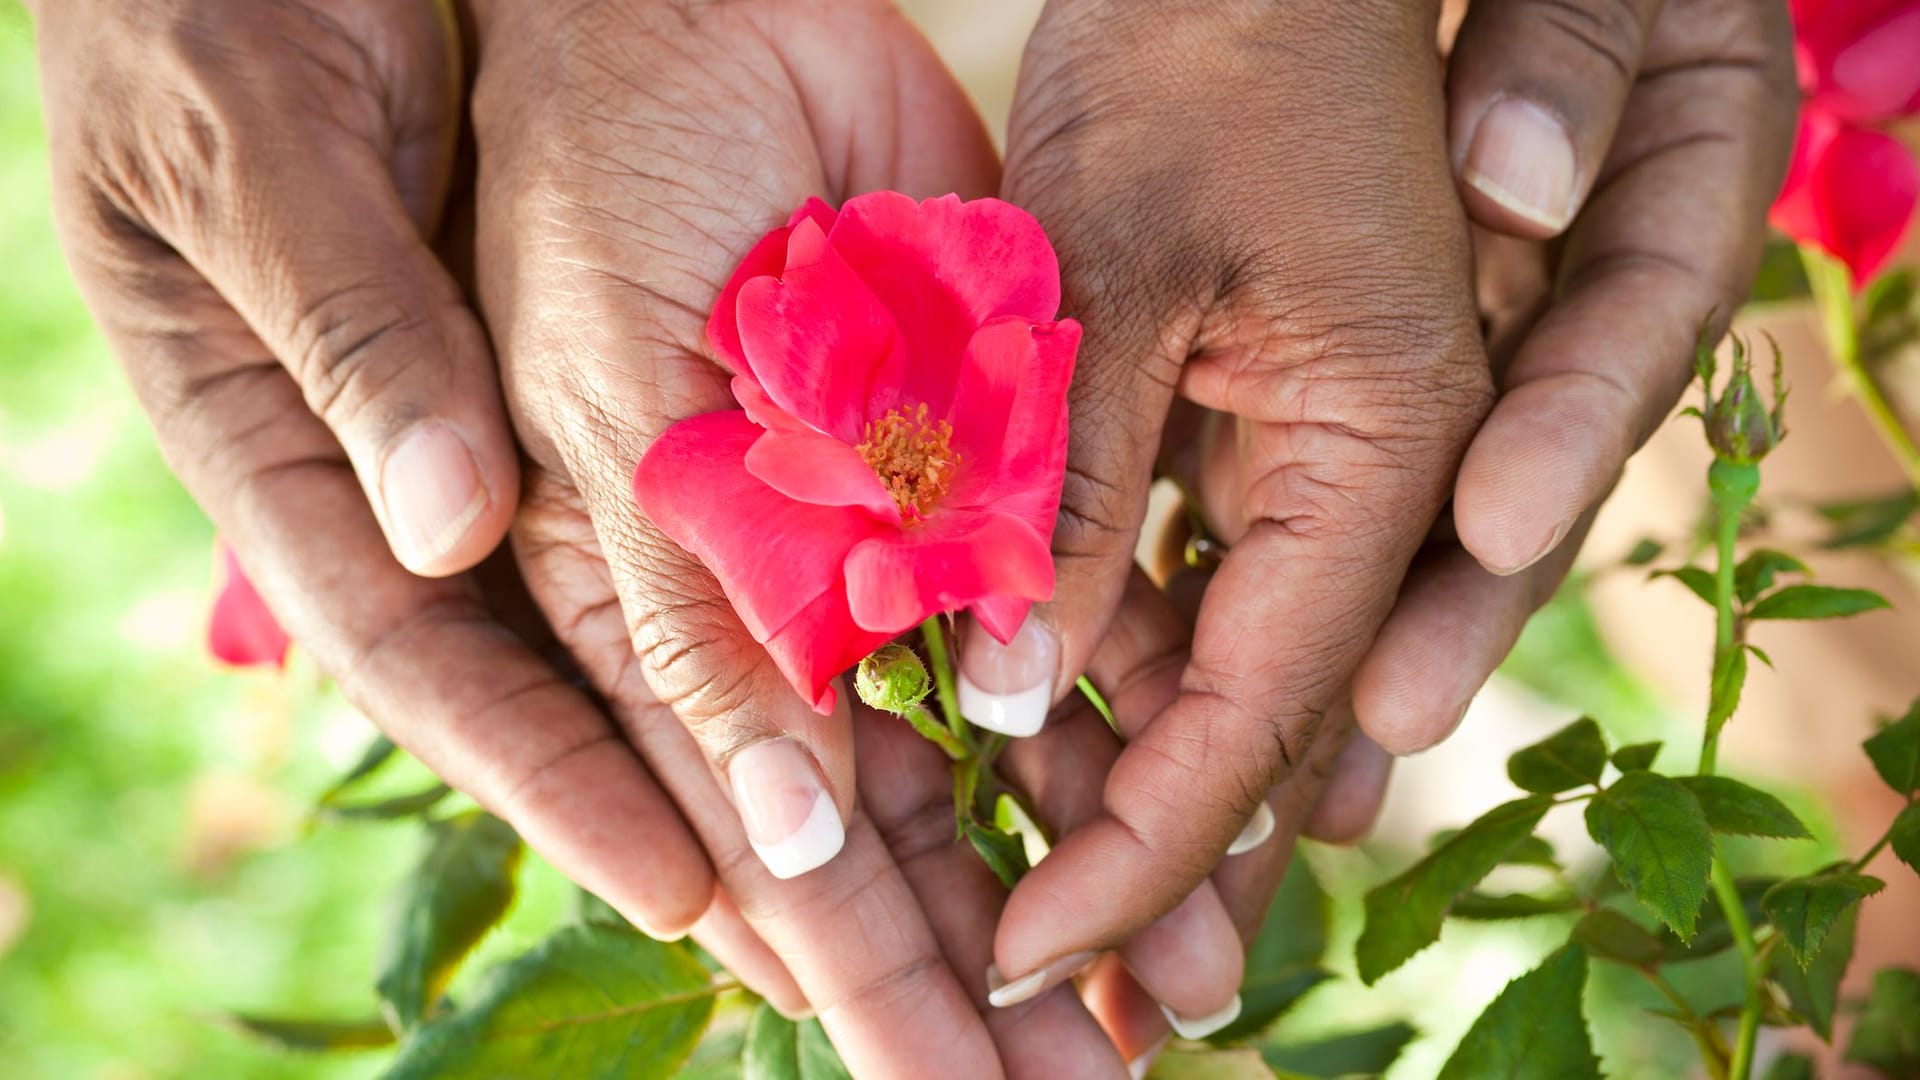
[1522, 0, 1649, 82]
[629, 597, 765, 754]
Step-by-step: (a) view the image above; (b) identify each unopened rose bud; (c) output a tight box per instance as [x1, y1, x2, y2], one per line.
[855, 644, 931, 716]
[1693, 332, 1786, 466]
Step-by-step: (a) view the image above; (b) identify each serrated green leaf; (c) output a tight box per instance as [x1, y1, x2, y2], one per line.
[377, 811, 522, 1030]
[1661, 876, 1776, 962]
[1508, 718, 1608, 794]
[1678, 776, 1812, 838]
[216, 1013, 395, 1053]
[1611, 742, 1663, 773]
[317, 734, 398, 806]
[1357, 796, 1554, 983]
[1773, 904, 1857, 1041]
[1216, 858, 1329, 1040]
[1817, 489, 1918, 549]
[1865, 700, 1920, 795]
[1736, 548, 1808, 604]
[317, 784, 451, 823]
[743, 1001, 849, 1080]
[1845, 967, 1920, 1076]
[382, 924, 716, 1080]
[1760, 1053, 1815, 1080]
[1762, 871, 1884, 968]
[1450, 892, 1583, 920]
[1585, 772, 1713, 939]
[1708, 645, 1748, 741]
[964, 822, 1028, 890]
[1427, 830, 1558, 869]
[1655, 566, 1717, 605]
[1436, 945, 1600, 1080]
[1572, 908, 1666, 968]
[1261, 1022, 1416, 1077]
[1891, 802, 1920, 876]
[1623, 538, 1665, 566]
[1747, 643, 1775, 668]
[1747, 584, 1891, 621]
[573, 886, 625, 928]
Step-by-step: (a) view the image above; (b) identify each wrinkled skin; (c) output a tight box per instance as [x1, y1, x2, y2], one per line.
[31, 0, 1797, 1073]
[986, 0, 1798, 1002]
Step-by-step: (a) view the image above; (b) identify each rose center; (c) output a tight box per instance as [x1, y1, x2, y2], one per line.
[856, 404, 960, 520]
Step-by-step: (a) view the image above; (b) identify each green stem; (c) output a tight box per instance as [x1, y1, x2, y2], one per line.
[1698, 457, 1764, 1080]
[1640, 968, 1729, 1080]
[1802, 246, 1920, 491]
[920, 616, 966, 740]
[1850, 795, 1915, 871]
[904, 705, 968, 761]
[1712, 862, 1765, 1080]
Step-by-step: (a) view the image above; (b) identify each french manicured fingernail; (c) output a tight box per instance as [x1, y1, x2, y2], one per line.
[958, 616, 1057, 738]
[1226, 801, 1275, 856]
[1463, 99, 1577, 232]
[728, 739, 844, 880]
[985, 950, 1097, 1008]
[381, 421, 488, 571]
[1129, 1036, 1169, 1079]
[1491, 512, 1577, 576]
[1160, 995, 1242, 1040]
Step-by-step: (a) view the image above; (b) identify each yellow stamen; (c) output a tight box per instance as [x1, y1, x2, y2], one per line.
[856, 404, 960, 520]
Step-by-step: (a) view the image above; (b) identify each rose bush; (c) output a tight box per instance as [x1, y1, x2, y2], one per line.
[634, 192, 1079, 713]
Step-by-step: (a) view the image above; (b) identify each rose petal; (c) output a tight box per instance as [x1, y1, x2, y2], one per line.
[1774, 116, 1920, 285]
[708, 198, 839, 373]
[634, 410, 881, 641]
[843, 511, 1054, 635]
[969, 594, 1033, 646]
[745, 426, 900, 520]
[761, 581, 894, 715]
[946, 317, 1080, 543]
[1795, 0, 1920, 121]
[209, 543, 289, 668]
[735, 217, 903, 441]
[832, 192, 1064, 416]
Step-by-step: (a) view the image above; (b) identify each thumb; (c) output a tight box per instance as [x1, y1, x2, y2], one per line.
[182, 137, 518, 577]
[1447, 0, 1663, 237]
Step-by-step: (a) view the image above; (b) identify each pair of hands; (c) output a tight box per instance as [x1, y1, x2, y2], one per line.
[33, 0, 1796, 1075]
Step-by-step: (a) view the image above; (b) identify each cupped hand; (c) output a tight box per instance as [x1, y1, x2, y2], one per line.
[31, 0, 717, 962]
[983, 0, 1797, 1003]
[464, 0, 1131, 1074]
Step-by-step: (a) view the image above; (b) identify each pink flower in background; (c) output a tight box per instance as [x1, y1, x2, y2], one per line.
[634, 193, 1079, 713]
[1771, 0, 1920, 284]
[208, 543, 288, 668]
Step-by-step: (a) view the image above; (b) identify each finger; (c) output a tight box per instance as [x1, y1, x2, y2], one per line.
[1302, 731, 1393, 844]
[1355, 513, 1595, 754]
[1453, 2, 1798, 574]
[57, 11, 523, 578]
[1001, 572, 1253, 1035]
[542, 561, 1009, 1080]
[690, 889, 809, 1019]
[1447, 0, 1664, 237]
[71, 243, 715, 939]
[853, 703, 1128, 1079]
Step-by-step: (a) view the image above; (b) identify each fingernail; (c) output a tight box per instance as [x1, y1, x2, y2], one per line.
[1463, 99, 1577, 232]
[380, 421, 488, 572]
[985, 950, 1097, 1008]
[727, 739, 844, 880]
[958, 616, 1057, 738]
[1159, 994, 1242, 1040]
[1225, 801, 1275, 857]
[1490, 512, 1577, 576]
[1129, 1036, 1169, 1079]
